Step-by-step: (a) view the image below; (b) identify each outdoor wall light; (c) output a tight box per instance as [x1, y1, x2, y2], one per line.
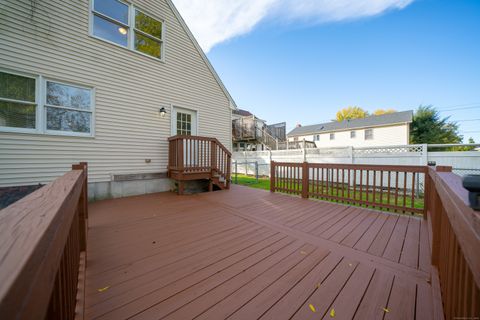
[159, 107, 167, 118]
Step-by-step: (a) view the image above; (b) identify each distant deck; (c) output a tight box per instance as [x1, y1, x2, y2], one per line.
[84, 185, 440, 320]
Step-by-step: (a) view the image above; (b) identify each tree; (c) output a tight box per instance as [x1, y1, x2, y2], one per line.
[410, 105, 463, 144]
[335, 106, 368, 121]
[373, 108, 397, 116]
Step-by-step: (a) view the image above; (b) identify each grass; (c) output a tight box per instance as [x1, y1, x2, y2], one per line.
[232, 174, 424, 215]
[233, 174, 270, 190]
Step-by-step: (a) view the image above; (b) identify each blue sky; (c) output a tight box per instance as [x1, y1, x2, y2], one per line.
[176, 0, 480, 142]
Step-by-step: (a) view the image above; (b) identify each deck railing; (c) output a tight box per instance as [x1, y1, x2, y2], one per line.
[168, 135, 231, 190]
[0, 163, 88, 320]
[270, 161, 480, 317]
[426, 166, 480, 319]
[270, 161, 427, 215]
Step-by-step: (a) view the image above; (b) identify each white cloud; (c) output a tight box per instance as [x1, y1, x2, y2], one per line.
[172, 0, 414, 52]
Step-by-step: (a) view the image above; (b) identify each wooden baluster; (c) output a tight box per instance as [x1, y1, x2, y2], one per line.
[326, 167, 329, 197]
[336, 168, 339, 200]
[394, 171, 399, 211]
[372, 171, 376, 208]
[387, 171, 391, 210]
[353, 169, 357, 202]
[403, 171, 407, 212]
[411, 172, 416, 210]
[359, 169, 363, 204]
[380, 171, 383, 208]
[366, 170, 370, 207]
[347, 169, 350, 204]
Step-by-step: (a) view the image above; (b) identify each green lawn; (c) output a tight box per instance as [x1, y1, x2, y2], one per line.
[232, 174, 424, 215]
[233, 174, 270, 190]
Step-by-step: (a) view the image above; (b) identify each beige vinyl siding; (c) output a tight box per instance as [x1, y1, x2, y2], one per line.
[0, 0, 232, 186]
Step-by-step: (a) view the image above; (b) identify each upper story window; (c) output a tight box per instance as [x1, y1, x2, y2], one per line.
[0, 70, 94, 137]
[92, 0, 129, 47]
[350, 131, 356, 138]
[365, 129, 374, 140]
[134, 10, 163, 59]
[91, 0, 165, 60]
[330, 133, 335, 140]
[314, 134, 320, 141]
[0, 71, 37, 130]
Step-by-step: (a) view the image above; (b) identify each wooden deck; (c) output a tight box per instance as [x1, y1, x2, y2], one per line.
[84, 185, 440, 320]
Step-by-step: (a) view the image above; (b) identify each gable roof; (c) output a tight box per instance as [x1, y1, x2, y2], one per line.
[166, 0, 237, 110]
[287, 110, 413, 136]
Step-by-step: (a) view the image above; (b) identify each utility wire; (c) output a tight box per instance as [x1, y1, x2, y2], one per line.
[439, 106, 480, 112]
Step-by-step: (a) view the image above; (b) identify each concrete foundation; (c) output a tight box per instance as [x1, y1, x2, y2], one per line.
[88, 178, 174, 201]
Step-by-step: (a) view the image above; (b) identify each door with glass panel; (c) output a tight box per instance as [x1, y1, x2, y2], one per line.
[171, 107, 198, 169]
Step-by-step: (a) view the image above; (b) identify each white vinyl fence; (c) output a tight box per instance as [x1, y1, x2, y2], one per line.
[232, 144, 480, 178]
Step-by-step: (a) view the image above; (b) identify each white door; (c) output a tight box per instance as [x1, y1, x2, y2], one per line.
[171, 106, 198, 136]
[172, 107, 198, 168]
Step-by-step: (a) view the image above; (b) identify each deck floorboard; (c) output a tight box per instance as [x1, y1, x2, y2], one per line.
[85, 185, 438, 319]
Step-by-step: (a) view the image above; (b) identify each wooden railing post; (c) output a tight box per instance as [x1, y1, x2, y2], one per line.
[302, 162, 309, 199]
[270, 161, 276, 193]
[72, 163, 88, 252]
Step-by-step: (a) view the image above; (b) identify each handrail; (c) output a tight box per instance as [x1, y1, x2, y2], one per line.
[168, 135, 231, 156]
[0, 163, 88, 320]
[426, 166, 480, 319]
[270, 161, 428, 215]
[168, 136, 231, 193]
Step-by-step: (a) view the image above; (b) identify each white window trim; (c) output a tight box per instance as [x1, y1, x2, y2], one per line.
[89, 0, 166, 63]
[43, 78, 96, 137]
[0, 68, 39, 135]
[0, 68, 95, 137]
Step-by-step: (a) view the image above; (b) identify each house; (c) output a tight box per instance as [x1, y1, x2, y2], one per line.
[287, 110, 413, 148]
[232, 109, 285, 151]
[0, 0, 236, 199]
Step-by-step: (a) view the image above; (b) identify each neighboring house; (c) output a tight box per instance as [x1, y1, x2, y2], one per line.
[232, 109, 284, 151]
[287, 111, 413, 148]
[0, 0, 236, 200]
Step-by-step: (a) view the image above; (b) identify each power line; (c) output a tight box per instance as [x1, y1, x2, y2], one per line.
[439, 106, 480, 112]
[452, 119, 480, 122]
[435, 102, 480, 110]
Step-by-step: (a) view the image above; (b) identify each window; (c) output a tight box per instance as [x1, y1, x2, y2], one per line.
[45, 81, 93, 134]
[176, 112, 191, 136]
[314, 134, 320, 141]
[134, 10, 163, 59]
[330, 133, 335, 140]
[0, 70, 94, 136]
[365, 129, 374, 140]
[294, 137, 298, 142]
[92, 0, 129, 47]
[0, 71, 37, 130]
[91, 0, 165, 60]
[350, 131, 356, 138]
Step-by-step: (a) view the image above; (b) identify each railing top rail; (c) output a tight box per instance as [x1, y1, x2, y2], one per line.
[168, 135, 232, 157]
[428, 167, 480, 288]
[272, 161, 428, 173]
[168, 135, 214, 142]
[0, 169, 85, 319]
